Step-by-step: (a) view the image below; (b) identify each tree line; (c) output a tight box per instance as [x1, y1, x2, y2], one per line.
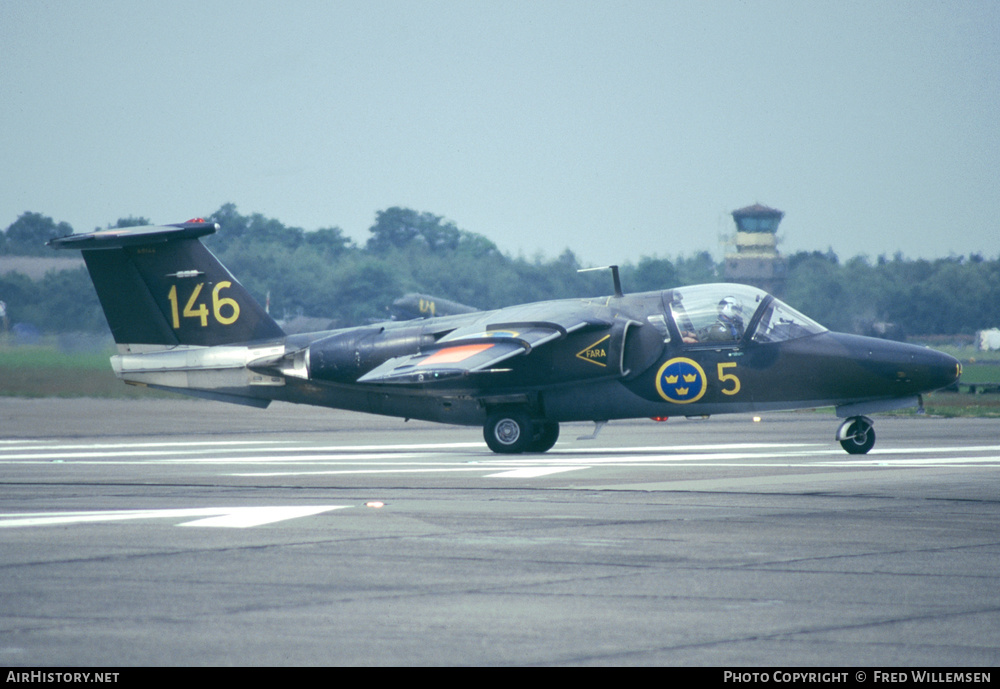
[2, 205, 998, 338]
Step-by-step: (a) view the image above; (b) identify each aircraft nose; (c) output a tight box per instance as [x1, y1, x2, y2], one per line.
[928, 349, 962, 391]
[840, 334, 962, 395]
[898, 345, 962, 393]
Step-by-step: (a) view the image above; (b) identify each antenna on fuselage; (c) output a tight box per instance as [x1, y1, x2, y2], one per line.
[578, 265, 623, 298]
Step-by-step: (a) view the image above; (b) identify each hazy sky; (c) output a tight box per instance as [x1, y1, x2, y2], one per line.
[2, 1, 998, 265]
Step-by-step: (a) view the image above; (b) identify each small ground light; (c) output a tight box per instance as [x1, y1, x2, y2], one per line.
[753, 416, 762, 423]
[365, 501, 385, 508]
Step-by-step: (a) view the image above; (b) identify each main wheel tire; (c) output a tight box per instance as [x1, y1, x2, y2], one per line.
[840, 418, 876, 455]
[527, 421, 560, 453]
[484, 409, 534, 454]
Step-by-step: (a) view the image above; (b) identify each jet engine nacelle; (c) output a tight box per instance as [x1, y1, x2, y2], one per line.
[307, 327, 437, 383]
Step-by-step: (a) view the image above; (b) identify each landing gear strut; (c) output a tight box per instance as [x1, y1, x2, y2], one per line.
[484, 408, 559, 454]
[837, 415, 876, 455]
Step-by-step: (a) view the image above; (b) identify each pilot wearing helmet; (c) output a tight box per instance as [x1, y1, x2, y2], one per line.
[703, 296, 745, 342]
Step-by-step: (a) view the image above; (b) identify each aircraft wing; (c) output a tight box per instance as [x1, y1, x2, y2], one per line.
[357, 302, 607, 384]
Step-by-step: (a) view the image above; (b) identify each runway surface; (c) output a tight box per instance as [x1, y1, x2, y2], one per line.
[1, 398, 998, 666]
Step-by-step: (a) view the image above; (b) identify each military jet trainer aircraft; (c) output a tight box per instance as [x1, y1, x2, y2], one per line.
[50, 220, 961, 455]
[390, 293, 478, 320]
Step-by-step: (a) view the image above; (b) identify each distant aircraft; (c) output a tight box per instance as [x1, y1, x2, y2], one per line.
[50, 220, 961, 454]
[390, 293, 478, 320]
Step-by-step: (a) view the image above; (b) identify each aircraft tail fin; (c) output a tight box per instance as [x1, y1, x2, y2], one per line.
[49, 221, 285, 346]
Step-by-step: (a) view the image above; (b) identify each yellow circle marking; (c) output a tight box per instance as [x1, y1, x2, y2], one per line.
[655, 357, 708, 404]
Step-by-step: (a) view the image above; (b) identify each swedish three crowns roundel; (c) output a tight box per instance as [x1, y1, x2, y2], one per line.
[655, 357, 707, 404]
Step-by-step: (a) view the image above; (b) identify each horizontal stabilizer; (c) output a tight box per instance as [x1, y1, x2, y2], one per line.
[48, 221, 217, 250]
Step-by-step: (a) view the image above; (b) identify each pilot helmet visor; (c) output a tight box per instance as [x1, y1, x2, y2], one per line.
[719, 297, 742, 319]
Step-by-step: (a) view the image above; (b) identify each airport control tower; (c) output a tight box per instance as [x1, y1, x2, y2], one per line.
[724, 203, 787, 297]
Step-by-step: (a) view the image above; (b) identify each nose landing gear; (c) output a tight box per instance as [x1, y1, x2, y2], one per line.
[837, 415, 876, 455]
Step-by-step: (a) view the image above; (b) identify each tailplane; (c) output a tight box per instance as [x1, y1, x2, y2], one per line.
[50, 221, 284, 346]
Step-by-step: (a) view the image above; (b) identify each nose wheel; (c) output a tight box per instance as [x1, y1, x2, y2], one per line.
[837, 416, 876, 455]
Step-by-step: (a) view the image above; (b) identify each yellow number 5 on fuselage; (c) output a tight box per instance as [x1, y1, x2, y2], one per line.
[717, 362, 741, 396]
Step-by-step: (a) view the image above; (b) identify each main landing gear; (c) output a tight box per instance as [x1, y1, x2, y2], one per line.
[484, 408, 560, 454]
[837, 415, 876, 455]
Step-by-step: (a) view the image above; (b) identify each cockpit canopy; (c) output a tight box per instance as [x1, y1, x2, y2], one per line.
[658, 284, 827, 345]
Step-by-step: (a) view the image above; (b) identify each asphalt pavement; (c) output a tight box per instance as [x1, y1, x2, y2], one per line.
[1, 398, 998, 666]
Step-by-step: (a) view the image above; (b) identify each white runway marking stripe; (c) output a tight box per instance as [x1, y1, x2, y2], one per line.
[232, 467, 498, 477]
[0, 442, 483, 462]
[0, 439, 294, 453]
[2, 440, 998, 478]
[0, 505, 350, 529]
[549, 442, 824, 454]
[1, 453, 435, 465]
[486, 466, 590, 478]
[821, 456, 1000, 466]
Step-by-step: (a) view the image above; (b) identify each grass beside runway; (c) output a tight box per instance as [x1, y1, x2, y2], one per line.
[923, 344, 1000, 417]
[0, 340, 169, 398]
[922, 391, 1000, 417]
